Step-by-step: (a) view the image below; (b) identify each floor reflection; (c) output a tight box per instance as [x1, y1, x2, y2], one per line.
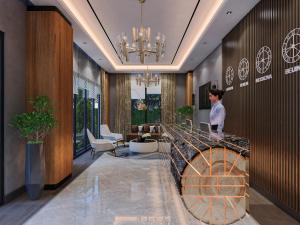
[24, 153, 258, 225]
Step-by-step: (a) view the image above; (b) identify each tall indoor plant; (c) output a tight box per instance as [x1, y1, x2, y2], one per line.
[176, 105, 194, 123]
[11, 96, 55, 200]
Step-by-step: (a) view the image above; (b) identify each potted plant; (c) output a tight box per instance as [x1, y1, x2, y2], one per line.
[176, 105, 193, 123]
[11, 96, 55, 200]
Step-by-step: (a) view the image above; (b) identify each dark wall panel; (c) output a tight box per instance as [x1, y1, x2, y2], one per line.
[222, 0, 300, 220]
[0, 31, 4, 205]
[0, 0, 26, 199]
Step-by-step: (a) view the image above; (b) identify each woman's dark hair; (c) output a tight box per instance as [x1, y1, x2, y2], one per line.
[209, 89, 225, 100]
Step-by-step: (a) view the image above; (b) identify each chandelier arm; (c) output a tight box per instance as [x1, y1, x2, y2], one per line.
[127, 50, 138, 54]
[140, 0, 143, 26]
[144, 50, 157, 54]
[126, 47, 137, 52]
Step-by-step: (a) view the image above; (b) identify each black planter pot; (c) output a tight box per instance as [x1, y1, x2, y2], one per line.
[25, 143, 45, 200]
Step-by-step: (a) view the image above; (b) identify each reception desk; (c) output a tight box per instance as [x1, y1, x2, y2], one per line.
[161, 124, 250, 225]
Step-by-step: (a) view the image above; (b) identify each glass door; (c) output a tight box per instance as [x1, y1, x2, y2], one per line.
[73, 85, 101, 158]
[0, 31, 4, 205]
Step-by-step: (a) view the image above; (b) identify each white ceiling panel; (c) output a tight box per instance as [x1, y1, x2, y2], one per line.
[88, 0, 198, 65]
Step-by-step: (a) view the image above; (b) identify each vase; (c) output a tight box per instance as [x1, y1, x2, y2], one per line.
[25, 143, 45, 200]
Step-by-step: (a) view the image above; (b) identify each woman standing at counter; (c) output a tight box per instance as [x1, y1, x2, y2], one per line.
[209, 89, 226, 133]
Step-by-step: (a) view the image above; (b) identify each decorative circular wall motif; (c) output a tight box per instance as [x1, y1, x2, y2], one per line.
[225, 66, 234, 86]
[238, 58, 249, 81]
[256, 46, 272, 74]
[282, 28, 300, 63]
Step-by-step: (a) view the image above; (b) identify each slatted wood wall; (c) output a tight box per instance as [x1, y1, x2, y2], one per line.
[222, 0, 300, 220]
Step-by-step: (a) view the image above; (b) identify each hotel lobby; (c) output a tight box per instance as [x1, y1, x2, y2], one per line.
[0, 0, 300, 225]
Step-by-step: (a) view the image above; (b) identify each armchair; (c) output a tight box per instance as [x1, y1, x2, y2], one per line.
[100, 124, 124, 146]
[87, 129, 116, 158]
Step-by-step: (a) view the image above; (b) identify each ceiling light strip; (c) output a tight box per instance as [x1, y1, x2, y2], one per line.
[60, 0, 119, 68]
[86, 0, 124, 64]
[177, 0, 224, 68]
[171, 0, 201, 64]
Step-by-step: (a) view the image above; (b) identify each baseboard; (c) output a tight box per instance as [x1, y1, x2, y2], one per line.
[252, 183, 300, 222]
[44, 174, 72, 190]
[4, 185, 25, 203]
[3, 174, 72, 203]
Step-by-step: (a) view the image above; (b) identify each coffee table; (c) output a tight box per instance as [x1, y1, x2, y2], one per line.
[129, 139, 158, 153]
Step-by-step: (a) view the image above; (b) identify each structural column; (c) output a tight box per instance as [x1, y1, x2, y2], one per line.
[26, 7, 73, 187]
[185, 71, 193, 106]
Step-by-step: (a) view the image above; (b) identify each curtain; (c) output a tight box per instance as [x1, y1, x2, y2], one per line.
[114, 74, 131, 138]
[100, 69, 109, 125]
[161, 74, 176, 124]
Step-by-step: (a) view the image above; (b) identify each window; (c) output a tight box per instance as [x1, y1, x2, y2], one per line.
[73, 73, 101, 158]
[131, 75, 161, 125]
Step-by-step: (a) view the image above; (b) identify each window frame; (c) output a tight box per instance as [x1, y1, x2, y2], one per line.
[73, 83, 101, 158]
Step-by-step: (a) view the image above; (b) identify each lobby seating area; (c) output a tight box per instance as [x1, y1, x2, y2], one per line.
[0, 0, 300, 225]
[126, 124, 162, 141]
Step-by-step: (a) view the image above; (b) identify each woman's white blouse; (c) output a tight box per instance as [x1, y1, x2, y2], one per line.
[209, 101, 226, 132]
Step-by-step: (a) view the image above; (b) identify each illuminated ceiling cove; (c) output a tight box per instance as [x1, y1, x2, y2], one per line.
[31, 0, 260, 72]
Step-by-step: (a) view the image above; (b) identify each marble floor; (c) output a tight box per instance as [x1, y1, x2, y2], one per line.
[24, 153, 259, 225]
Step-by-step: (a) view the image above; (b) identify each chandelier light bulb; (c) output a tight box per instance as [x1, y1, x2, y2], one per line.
[157, 32, 161, 40]
[132, 27, 137, 41]
[162, 34, 166, 42]
[147, 27, 151, 41]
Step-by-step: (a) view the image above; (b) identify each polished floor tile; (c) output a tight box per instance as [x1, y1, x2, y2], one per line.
[25, 153, 259, 225]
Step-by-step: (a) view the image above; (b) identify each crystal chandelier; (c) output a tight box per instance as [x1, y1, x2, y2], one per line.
[118, 0, 166, 64]
[136, 66, 160, 87]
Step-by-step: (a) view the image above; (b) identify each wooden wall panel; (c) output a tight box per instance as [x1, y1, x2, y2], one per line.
[26, 10, 73, 186]
[185, 72, 193, 106]
[222, 0, 300, 220]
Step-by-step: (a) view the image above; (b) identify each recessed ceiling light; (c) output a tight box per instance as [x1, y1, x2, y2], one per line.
[226, 10, 232, 15]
